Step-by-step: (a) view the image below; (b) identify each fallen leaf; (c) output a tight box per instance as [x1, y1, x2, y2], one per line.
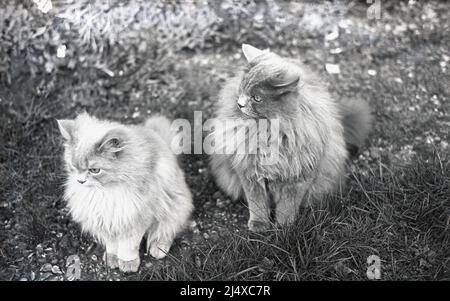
[325, 63, 340, 74]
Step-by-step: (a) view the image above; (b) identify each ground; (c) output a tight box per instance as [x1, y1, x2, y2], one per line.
[0, 1, 449, 281]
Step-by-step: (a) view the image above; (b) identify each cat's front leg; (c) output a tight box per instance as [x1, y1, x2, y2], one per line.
[147, 239, 172, 260]
[272, 182, 309, 226]
[146, 224, 174, 260]
[103, 240, 119, 269]
[117, 233, 144, 273]
[241, 178, 271, 232]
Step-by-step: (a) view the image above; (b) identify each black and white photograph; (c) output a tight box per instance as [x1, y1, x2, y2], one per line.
[0, 0, 449, 284]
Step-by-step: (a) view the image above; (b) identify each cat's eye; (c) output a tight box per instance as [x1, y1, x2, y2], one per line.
[89, 168, 101, 174]
[252, 95, 262, 102]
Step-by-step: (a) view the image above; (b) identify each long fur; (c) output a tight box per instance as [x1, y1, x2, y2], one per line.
[208, 46, 371, 228]
[58, 113, 193, 271]
[144, 115, 175, 146]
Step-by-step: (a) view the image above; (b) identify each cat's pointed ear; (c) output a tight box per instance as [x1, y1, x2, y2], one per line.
[98, 129, 127, 154]
[268, 70, 300, 89]
[57, 119, 75, 141]
[242, 44, 267, 62]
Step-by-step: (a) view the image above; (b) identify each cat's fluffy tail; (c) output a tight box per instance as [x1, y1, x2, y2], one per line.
[339, 98, 372, 156]
[144, 115, 174, 146]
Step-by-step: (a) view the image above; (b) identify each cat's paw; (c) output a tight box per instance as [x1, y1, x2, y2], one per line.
[248, 220, 271, 232]
[149, 243, 170, 259]
[118, 258, 140, 273]
[103, 252, 119, 269]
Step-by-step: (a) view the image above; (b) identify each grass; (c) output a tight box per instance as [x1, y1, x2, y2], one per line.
[135, 154, 450, 281]
[0, 1, 449, 280]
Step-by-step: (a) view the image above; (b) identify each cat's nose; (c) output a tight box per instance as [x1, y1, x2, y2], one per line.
[237, 96, 247, 109]
[77, 179, 86, 184]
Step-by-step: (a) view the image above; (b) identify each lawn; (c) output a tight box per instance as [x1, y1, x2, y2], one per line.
[0, 0, 449, 281]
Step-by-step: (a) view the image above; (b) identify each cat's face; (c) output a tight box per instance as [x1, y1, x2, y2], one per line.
[236, 44, 300, 118]
[57, 113, 129, 188]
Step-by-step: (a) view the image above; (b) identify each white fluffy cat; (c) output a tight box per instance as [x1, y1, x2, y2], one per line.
[57, 113, 193, 272]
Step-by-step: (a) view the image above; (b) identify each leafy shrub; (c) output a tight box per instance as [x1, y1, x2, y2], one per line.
[0, 0, 348, 119]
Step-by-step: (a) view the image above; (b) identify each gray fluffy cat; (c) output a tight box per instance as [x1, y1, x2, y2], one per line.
[209, 44, 372, 232]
